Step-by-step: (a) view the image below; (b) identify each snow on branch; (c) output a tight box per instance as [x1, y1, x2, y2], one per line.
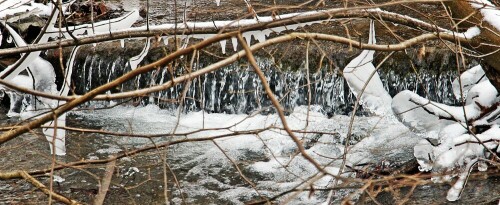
[469, 0, 500, 31]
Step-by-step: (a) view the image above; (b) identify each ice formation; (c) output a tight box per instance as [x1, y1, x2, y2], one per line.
[343, 20, 392, 116]
[128, 38, 151, 70]
[0, 75, 33, 117]
[0, 1, 79, 156]
[339, 21, 498, 202]
[451, 64, 487, 101]
[1, 1, 498, 201]
[391, 65, 499, 201]
[219, 40, 227, 54]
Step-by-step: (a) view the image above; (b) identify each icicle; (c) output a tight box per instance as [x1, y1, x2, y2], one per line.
[368, 20, 376, 44]
[111, 59, 117, 75]
[0, 33, 2, 47]
[262, 29, 272, 38]
[220, 40, 227, 54]
[286, 24, 299, 31]
[6, 35, 12, 43]
[252, 31, 266, 43]
[215, 0, 220, 6]
[231, 37, 238, 51]
[270, 26, 286, 34]
[120, 39, 125, 48]
[60, 46, 80, 96]
[242, 32, 252, 46]
[198, 34, 215, 41]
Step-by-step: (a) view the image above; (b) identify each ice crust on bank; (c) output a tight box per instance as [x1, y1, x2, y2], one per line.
[1, 0, 124, 156]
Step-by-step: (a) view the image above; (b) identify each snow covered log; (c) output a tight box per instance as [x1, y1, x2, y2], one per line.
[445, 0, 500, 91]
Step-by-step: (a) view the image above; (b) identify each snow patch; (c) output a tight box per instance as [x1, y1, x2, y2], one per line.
[470, 0, 500, 31]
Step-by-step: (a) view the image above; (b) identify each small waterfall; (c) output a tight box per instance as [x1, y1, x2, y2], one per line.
[71, 54, 459, 116]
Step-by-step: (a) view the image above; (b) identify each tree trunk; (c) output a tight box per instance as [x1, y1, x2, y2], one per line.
[445, 0, 500, 91]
